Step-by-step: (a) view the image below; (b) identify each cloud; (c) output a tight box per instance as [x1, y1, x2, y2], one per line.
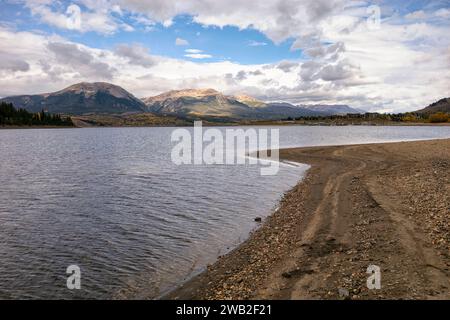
[405, 8, 450, 20]
[183, 48, 212, 59]
[24, 1, 120, 34]
[299, 61, 321, 81]
[234, 69, 264, 80]
[115, 43, 155, 67]
[235, 70, 247, 80]
[185, 49, 202, 54]
[249, 70, 263, 76]
[121, 23, 135, 32]
[304, 42, 345, 60]
[184, 53, 212, 59]
[276, 61, 298, 72]
[175, 37, 189, 46]
[47, 42, 115, 79]
[405, 10, 427, 20]
[248, 40, 267, 46]
[162, 19, 173, 27]
[114, 0, 345, 46]
[0, 53, 30, 72]
[131, 14, 156, 31]
[317, 61, 355, 81]
[435, 8, 450, 18]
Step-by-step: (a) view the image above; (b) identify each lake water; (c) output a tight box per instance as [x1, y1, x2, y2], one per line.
[1, 125, 449, 299]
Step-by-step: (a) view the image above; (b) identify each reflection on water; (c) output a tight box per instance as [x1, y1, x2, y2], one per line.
[0, 125, 449, 299]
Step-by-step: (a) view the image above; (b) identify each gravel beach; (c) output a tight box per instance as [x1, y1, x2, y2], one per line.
[164, 139, 450, 300]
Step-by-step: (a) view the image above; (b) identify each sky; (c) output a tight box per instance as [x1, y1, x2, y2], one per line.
[0, 0, 449, 112]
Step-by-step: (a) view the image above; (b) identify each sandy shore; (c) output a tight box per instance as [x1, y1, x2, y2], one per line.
[164, 139, 450, 300]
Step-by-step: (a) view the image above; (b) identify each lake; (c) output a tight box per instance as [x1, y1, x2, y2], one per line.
[0, 125, 449, 299]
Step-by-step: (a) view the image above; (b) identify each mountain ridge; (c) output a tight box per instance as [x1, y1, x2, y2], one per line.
[298, 104, 364, 115]
[141, 88, 359, 119]
[415, 97, 450, 114]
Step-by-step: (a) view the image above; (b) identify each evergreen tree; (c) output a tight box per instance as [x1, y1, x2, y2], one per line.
[0, 102, 73, 127]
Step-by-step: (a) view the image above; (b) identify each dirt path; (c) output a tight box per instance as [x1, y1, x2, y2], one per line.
[164, 139, 449, 300]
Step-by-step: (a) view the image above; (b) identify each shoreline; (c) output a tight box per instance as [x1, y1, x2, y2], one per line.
[0, 125, 76, 129]
[1, 122, 450, 130]
[67, 122, 450, 128]
[164, 138, 450, 300]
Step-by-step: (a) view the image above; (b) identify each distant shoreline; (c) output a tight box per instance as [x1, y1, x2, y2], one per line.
[0, 125, 76, 129]
[164, 138, 450, 300]
[1, 122, 449, 129]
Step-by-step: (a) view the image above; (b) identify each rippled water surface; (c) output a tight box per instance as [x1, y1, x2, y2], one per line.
[1, 125, 449, 299]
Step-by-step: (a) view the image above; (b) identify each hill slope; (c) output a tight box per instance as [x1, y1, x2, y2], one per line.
[0, 82, 146, 114]
[299, 104, 364, 115]
[415, 98, 450, 114]
[142, 89, 255, 118]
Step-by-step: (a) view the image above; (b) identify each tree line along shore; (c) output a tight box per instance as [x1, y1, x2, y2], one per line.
[0, 102, 73, 127]
[278, 111, 450, 124]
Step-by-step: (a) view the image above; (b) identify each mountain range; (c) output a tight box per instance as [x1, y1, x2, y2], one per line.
[142, 88, 339, 119]
[2, 82, 365, 120]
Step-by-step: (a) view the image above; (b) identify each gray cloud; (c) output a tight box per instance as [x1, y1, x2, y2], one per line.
[47, 42, 115, 79]
[115, 43, 155, 67]
[0, 53, 30, 72]
[235, 70, 247, 80]
[317, 62, 354, 81]
[234, 69, 263, 81]
[277, 60, 298, 72]
[260, 78, 280, 86]
[249, 70, 263, 76]
[305, 0, 342, 21]
[300, 55, 357, 83]
[299, 61, 322, 81]
[38, 60, 65, 81]
[305, 42, 345, 59]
